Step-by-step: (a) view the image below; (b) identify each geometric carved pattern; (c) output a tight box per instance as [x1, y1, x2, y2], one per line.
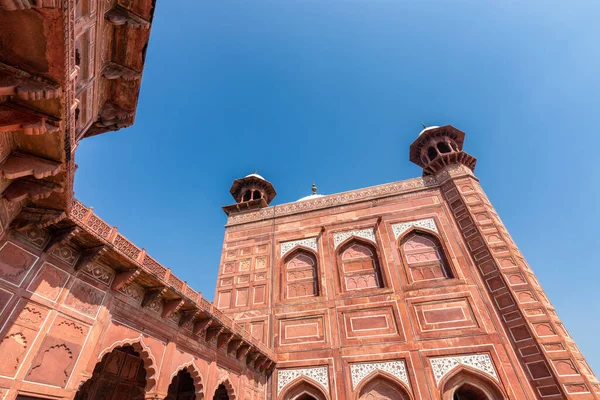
[278, 366, 329, 394]
[333, 228, 376, 249]
[392, 218, 438, 240]
[429, 353, 498, 384]
[350, 360, 409, 389]
[280, 237, 318, 257]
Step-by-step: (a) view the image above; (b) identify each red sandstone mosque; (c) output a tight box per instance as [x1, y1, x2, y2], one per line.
[0, 1, 598, 400]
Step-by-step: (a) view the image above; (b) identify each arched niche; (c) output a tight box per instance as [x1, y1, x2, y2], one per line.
[74, 345, 149, 400]
[165, 363, 204, 400]
[398, 229, 454, 283]
[280, 377, 329, 400]
[337, 239, 384, 292]
[212, 378, 236, 400]
[440, 366, 507, 400]
[355, 371, 412, 400]
[281, 248, 319, 300]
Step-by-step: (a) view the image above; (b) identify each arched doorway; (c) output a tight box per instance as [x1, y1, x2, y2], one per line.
[74, 345, 147, 400]
[440, 368, 506, 400]
[165, 368, 196, 400]
[213, 384, 229, 400]
[358, 375, 410, 400]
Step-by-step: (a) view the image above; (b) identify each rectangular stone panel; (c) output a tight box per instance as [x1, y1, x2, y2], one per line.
[63, 279, 105, 318]
[341, 305, 401, 341]
[253, 285, 265, 304]
[236, 287, 249, 307]
[26, 262, 69, 302]
[409, 296, 481, 339]
[217, 290, 231, 309]
[279, 315, 325, 345]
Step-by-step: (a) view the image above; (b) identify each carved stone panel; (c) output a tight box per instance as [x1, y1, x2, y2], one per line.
[63, 279, 105, 318]
[0, 241, 39, 286]
[350, 360, 409, 389]
[27, 262, 69, 302]
[278, 366, 329, 394]
[429, 353, 498, 384]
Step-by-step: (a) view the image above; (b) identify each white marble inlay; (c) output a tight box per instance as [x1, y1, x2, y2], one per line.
[350, 360, 409, 389]
[430, 354, 498, 384]
[392, 218, 438, 240]
[280, 237, 318, 257]
[333, 228, 376, 249]
[278, 366, 329, 394]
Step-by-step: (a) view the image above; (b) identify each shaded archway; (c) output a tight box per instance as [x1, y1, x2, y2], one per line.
[356, 372, 411, 400]
[74, 345, 147, 400]
[280, 377, 328, 400]
[440, 366, 506, 400]
[212, 378, 235, 400]
[165, 367, 202, 400]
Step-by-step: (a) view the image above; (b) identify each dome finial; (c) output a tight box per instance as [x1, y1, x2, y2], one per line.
[422, 122, 427, 129]
[312, 181, 317, 195]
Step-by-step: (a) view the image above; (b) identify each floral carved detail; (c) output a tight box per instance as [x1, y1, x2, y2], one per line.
[56, 320, 85, 340]
[18, 228, 48, 249]
[118, 282, 144, 303]
[333, 228, 376, 249]
[392, 218, 439, 239]
[280, 237, 318, 257]
[430, 354, 498, 384]
[82, 262, 115, 286]
[278, 366, 329, 394]
[350, 360, 409, 389]
[147, 299, 162, 314]
[64, 280, 105, 318]
[51, 244, 80, 266]
[71, 200, 87, 220]
[18, 306, 43, 325]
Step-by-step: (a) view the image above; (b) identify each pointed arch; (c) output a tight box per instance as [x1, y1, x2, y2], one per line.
[280, 376, 329, 400]
[337, 238, 384, 292]
[355, 370, 412, 400]
[398, 228, 454, 283]
[97, 338, 158, 391]
[281, 247, 320, 300]
[212, 377, 236, 400]
[167, 361, 205, 400]
[439, 365, 507, 400]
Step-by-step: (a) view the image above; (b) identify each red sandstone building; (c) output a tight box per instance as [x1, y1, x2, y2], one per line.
[0, 1, 598, 400]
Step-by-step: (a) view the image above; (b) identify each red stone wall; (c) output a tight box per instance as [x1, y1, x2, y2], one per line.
[217, 165, 599, 400]
[0, 227, 266, 400]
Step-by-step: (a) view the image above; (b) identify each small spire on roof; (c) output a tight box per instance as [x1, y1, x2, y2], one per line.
[312, 181, 318, 195]
[422, 122, 427, 129]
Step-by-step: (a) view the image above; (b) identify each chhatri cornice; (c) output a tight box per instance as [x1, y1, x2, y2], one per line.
[226, 164, 475, 227]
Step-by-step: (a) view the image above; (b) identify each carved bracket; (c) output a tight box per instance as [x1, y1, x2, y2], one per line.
[4, 178, 63, 203]
[111, 268, 141, 291]
[227, 339, 243, 355]
[44, 225, 80, 252]
[102, 62, 141, 81]
[177, 309, 199, 327]
[205, 326, 223, 343]
[161, 299, 184, 319]
[0, 103, 59, 135]
[74, 245, 108, 272]
[94, 103, 133, 131]
[105, 7, 150, 29]
[192, 318, 212, 336]
[10, 206, 66, 231]
[217, 331, 233, 350]
[236, 345, 250, 360]
[0, 152, 61, 181]
[0, 63, 60, 100]
[141, 286, 167, 308]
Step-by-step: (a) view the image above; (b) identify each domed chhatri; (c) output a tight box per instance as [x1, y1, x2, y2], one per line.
[222, 172, 277, 215]
[409, 125, 477, 176]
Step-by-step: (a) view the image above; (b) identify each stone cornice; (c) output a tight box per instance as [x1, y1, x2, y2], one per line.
[226, 164, 474, 227]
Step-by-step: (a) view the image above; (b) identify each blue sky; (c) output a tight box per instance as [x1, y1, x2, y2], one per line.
[75, 2, 600, 370]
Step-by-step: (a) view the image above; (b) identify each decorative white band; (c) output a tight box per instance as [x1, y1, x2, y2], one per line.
[430, 354, 498, 384]
[350, 360, 409, 390]
[333, 228, 376, 249]
[280, 237, 318, 257]
[278, 366, 329, 394]
[392, 218, 438, 240]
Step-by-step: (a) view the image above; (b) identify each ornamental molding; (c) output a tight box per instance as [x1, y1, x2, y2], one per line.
[350, 360, 409, 390]
[278, 366, 329, 394]
[280, 237, 318, 257]
[429, 354, 498, 384]
[333, 228, 376, 249]
[392, 218, 439, 240]
[227, 164, 472, 227]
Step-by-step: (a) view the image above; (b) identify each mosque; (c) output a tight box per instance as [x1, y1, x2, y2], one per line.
[0, 1, 597, 399]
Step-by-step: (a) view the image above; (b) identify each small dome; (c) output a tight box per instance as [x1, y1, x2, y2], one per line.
[296, 193, 325, 202]
[418, 125, 440, 137]
[245, 173, 265, 180]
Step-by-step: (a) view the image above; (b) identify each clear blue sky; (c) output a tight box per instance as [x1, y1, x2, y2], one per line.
[75, 2, 600, 370]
